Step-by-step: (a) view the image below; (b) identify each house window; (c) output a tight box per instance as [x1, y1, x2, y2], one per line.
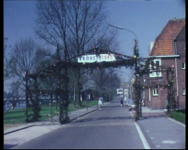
[156, 60, 160, 67]
[182, 63, 186, 69]
[153, 88, 159, 96]
[182, 88, 186, 95]
[149, 59, 162, 77]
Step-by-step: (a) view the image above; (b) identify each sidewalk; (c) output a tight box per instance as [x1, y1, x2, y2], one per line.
[131, 106, 186, 149]
[4, 103, 110, 149]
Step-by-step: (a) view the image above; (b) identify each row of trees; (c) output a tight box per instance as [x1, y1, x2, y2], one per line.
[4, 1, 122, 106]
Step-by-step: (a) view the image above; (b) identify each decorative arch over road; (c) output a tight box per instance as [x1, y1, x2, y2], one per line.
[25, 41, 175, 123]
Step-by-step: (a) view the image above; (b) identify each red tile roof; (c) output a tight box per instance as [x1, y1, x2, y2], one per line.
[150, 18, 185, 56]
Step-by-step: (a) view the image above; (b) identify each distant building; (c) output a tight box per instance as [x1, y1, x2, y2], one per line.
[117, 88, 123, 95]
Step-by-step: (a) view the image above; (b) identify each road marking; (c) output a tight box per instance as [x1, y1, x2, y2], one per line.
[162, 140, 176, 144]
[130, 112, 151, 149]
[134, 122, 151, 149]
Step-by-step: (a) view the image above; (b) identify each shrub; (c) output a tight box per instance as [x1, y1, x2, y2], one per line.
[175, 109, 186, 114]
[171, 111, 186, 124]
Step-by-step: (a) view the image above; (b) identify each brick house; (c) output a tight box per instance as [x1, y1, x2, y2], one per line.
[143, 18, 185, 109]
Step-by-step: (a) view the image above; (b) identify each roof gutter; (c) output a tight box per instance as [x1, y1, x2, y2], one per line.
[148, 55, 180, 58]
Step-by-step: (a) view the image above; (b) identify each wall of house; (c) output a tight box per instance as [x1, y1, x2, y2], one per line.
[142, 26, 185, 110]
[145, 55, 186, 110]
[175, 26, 186, 109]
[145, 19, 185, 110]
[159, 88, 168, 109]
[142, 74, 149, 107]
[143, 58, 177, 109]
[160, 58, 176, 109]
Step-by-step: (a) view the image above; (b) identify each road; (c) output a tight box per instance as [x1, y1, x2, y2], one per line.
[12, 99, 144, 149]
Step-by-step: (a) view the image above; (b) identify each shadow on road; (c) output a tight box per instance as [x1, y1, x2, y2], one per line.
[72, 116, 133, 124]
[4, 144, 18, 149]
[101, 105, 126, 108]
[138, 115, 166, 121]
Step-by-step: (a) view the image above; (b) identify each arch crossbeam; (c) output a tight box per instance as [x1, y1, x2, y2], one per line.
[25, 44, 176, 123]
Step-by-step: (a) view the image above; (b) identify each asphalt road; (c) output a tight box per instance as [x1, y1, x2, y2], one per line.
[12, 100, 144, 149]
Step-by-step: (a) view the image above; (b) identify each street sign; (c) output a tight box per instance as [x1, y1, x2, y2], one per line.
[77, 54, 116, 63]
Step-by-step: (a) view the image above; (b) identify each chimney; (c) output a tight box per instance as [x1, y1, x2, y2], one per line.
[150, 42, 154, 52]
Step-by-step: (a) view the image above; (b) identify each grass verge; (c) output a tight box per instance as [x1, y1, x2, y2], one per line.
[171, 111, 186, 124]
[4, 100, 98, 124]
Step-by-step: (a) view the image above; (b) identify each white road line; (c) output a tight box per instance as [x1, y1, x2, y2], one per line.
[130, 111, 133, 117]
[130, 112, 151, 149]
[134, 122, 151, 149]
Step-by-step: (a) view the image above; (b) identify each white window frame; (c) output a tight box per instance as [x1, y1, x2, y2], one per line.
[153, 88, 159, 96]
[149, 59, 162, 77]
[182, 88, 186, 96]
[182, 63, 186, 69]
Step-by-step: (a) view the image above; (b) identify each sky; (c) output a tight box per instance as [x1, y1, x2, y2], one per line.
[4, 0, 185, 92]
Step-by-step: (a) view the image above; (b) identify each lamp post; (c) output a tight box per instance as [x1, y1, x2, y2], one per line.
[108, 24, 138, 42]
[108, 24, 142, 120]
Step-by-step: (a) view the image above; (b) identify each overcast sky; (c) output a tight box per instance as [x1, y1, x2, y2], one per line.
[4, 0, 185, 91]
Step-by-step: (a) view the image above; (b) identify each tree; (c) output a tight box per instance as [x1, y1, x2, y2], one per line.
[35, 1, 108, 55]
[8, 37, 48, 99]
[34, 47, 55, 72]
[90, 67, 121, 101]
[4, 37, 11, 81]
[34, 1, 117, 106]
[89, 33, 120, 101]
[10, 80, 22, 109]
[9, 38, 37, 77]
[9, 37, 48, 78]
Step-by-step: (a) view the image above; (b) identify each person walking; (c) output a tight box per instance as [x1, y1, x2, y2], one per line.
[98, 97, 103, 110]
[120, 98, 123, 106]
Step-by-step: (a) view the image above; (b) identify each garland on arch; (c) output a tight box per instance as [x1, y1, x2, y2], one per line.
[25, 44, 176, 123]
[25, 47, 137, 123]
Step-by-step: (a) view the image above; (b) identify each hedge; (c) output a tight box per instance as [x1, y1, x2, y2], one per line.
[175, 109, 186, 114]
[171, 111, 186, 124]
